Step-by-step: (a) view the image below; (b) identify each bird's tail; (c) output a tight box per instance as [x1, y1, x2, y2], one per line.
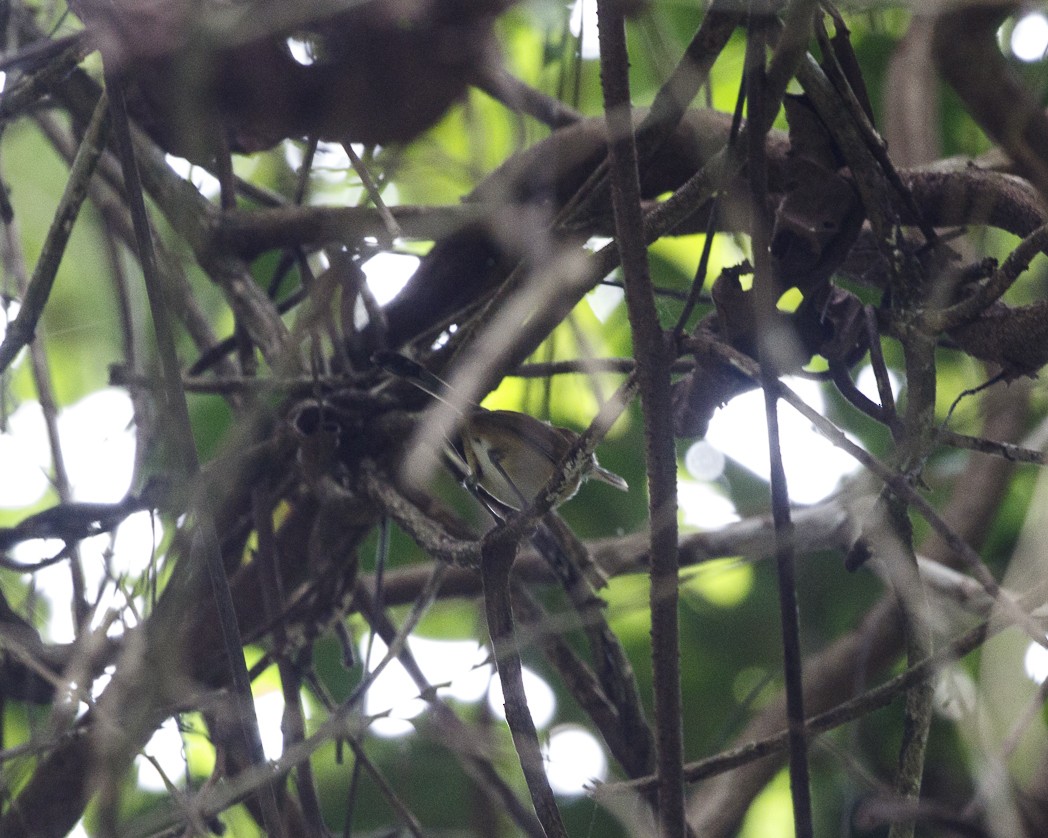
[373, 351, 468, 415]
[591, 462, 629, 492]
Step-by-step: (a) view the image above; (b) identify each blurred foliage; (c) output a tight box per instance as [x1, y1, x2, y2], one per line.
[2, 1, 1048, 837]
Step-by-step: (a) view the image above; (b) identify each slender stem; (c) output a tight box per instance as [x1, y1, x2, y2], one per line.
[352, 582, 546, 838]
[885, 326, 936, 838]
[605, 617, 995, 796]
[686, 332, 1048, 648]
[0, 157, 88, 625]
[104, 73, 284, 836]
[481, 532, 567, 838]
[0, 95, 109, 373]
[596, 2, 683, 834]
[745, 11, 813, 836]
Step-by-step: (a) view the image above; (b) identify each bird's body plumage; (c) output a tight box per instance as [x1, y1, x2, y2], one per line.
[375, 351, 627, 512]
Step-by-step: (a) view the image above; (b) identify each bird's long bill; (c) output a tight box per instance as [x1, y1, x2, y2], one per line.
[590, 462, 628, 491]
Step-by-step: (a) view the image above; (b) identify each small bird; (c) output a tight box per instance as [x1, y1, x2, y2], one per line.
[374, 351, 628, 513]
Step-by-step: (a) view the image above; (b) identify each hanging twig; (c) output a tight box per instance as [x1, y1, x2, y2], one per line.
[744, 8, 813, 835]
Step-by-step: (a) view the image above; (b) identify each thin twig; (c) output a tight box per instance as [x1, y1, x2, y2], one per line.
[104, 70, 284, 836]
[359, 465, 481, 568]
[0, 159, 89, 624]
[939, 429, 1048, 465]
[686, 334, 1048, 649]
[252, 489, 324, 835]
[0, 94, 109, 373]
[602, 618, 996, 796]
[924, 222, 1048, 332]
[31, 110, 230, 372]
[880, 331, 936, 838]
[350, 583, 546, 838]
[513, 357, 694, 377]
[342, 737, 426, 838]
[476, 66, 583, 128]
[745, 9, 813, 835]
[596, 2, 683, 834]
[481, 530, 567, 837]
[531, 515, 656, 777]
[343, 141, 402, 242]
